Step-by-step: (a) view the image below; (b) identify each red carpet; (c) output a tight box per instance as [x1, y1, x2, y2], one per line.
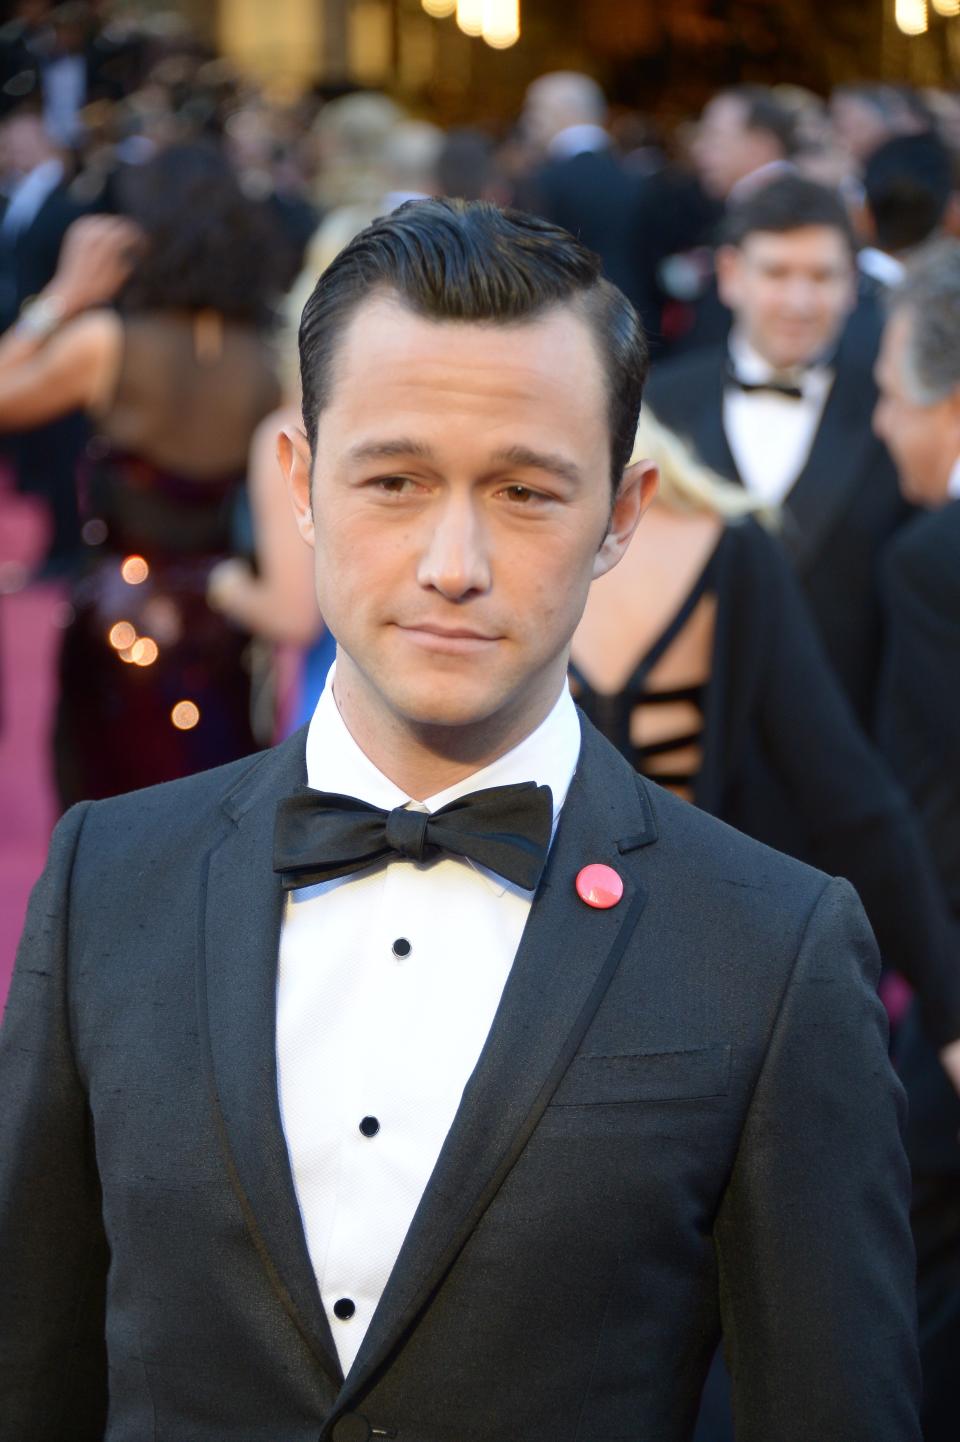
[0, 476, 61, 1009]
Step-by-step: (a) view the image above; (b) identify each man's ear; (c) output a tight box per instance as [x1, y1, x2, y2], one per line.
[715, 244, 743, 311]
[277, 425, 315, 547]
[592, 458, 658, 580]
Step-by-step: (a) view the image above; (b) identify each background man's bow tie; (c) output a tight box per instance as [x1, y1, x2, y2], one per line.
[273, 781, 554, 892]
[724, 362, 804, 400]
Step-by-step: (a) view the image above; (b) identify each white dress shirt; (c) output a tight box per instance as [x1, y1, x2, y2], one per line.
[858, 246, 905, 291]
[547, 123, 610, 160]
[0, 158, 63, 239]
[723, 331, 835, 506]
[948, 455, 960, 502]
[276, 672, 581, 1374]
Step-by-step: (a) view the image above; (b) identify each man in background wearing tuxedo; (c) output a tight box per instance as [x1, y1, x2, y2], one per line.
[873, 239, 960, 1442]
[647, 174, 911, 727]
[519, 71, 657, 329]
[0, 200, 921, 1442]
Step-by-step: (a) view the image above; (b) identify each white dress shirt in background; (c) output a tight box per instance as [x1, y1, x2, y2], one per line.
[0, 158, 63, 239]
[723, 330, 835, 506]
[276, 671, 581, 1374]
[948, 455, 960, 502]
[547, 123, 610, 160]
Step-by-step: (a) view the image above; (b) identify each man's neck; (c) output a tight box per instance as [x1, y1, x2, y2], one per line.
[331, 658, 567, 801]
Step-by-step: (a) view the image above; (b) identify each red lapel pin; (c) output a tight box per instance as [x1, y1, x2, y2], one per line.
[575, 864, 624, 909]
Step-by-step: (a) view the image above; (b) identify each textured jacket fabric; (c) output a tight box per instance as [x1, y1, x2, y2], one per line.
[0, 718, 921, 1441]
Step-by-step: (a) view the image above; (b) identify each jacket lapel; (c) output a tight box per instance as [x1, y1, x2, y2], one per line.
[686, 359, 740, 482]
[781, 354, 877, 575]
[338, 720, 658, 1403]
[198, 729, 343, 1390]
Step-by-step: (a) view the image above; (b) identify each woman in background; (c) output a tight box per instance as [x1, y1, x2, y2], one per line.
[572, 408, 960, 1060]
[0, 143, 281, 803]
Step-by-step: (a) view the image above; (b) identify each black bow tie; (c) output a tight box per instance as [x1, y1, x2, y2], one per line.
[273, 781, 554, 892]
[725, 363, 804, 400]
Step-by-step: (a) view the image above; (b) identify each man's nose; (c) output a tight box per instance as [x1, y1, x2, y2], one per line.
[416, 498, 492, 600]
[782, 278, 819, 315]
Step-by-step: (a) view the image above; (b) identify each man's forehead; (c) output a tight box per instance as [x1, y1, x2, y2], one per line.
[743, 226, 851, 261]
[327, 291, 606, 397]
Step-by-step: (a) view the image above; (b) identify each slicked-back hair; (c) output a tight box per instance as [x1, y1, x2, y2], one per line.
[298, 198, 648, 492]
[721, 174, 857, 254]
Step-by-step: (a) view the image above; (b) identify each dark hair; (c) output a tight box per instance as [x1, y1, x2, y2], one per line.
[116, 143, 282, 324]
[864, 133, 952, 253]
[298, 198, 648, 490]
[722, 175, 856, 253]
[721, 85, 797, 158]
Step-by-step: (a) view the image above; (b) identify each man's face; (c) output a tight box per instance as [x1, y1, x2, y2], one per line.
[281, 293, 654, 744]
[873, 307, 960, 506]
[829, 94, 891, 164]
[716, 226, 855, 371]
[693, 95, 772, 200]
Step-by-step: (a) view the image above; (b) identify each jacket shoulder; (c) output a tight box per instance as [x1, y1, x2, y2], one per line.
[74, 731, 305, 864]
[578, 714, 829, 916]
[884, 501, 960, 603]
[645, 347, 724, 405]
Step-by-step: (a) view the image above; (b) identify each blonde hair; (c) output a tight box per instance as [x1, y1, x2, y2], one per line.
[632, 406, 779, 527]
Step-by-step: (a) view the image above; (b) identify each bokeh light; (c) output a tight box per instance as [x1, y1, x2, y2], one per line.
[171, 700, 200, 730]
[895, 0, 929, 33]
[121, 555, 150, 585]
[130, 637, 159, 667]
[108, 621, 137, 650]
[456, 0, 484, 36]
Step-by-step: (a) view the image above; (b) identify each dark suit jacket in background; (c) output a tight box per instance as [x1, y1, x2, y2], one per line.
[648, 517, 960, 1049]
[524, 148, 659, 331]
[0, 721, 921, 1441]
[645, 336, 913, 727]
[878, 500, 960, 1175]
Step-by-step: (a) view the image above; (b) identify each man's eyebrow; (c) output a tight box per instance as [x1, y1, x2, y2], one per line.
[347, 438, 436, 464]
[488, 445, 583, 488]
[345, 440, 584, 488]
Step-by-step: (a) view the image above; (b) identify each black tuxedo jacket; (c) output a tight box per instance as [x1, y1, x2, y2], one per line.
[0, 719, 921, 1441]
[524, 149, 656, 326]
[878, 501, 960, 1174]
[0, 182, 87, 332]
[645, 341, 913, 726]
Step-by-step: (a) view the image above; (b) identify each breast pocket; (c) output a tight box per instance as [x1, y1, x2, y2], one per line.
[550, 1044, 732, 1106]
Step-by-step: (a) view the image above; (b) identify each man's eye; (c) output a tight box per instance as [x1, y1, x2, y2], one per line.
[501, 484, 544, 504]
[376, 476, 414, 493]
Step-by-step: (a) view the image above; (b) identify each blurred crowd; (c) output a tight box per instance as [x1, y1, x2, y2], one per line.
[1, 2, 960, 1438]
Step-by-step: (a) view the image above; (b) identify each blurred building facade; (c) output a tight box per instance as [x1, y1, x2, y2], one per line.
[156, 2, 960, 117]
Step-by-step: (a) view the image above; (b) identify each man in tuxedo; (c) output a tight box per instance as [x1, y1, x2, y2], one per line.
[519, 71, 657, 328]
[659, 85, 797, 357]
[873, 239, 960, 1442]
[647, 174, 911, 726]
[0, 200, 921, 1442]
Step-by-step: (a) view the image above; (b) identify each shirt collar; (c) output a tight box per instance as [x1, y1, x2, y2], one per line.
[305, 664, 582, 829]
[727, 328, 833, 392]
[948, 454, 960, 502]
[547, 123, 610, 160]
[1, 157, 63, 236]
[727, 158, 796, 204]
[858, 246, 906, 290]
